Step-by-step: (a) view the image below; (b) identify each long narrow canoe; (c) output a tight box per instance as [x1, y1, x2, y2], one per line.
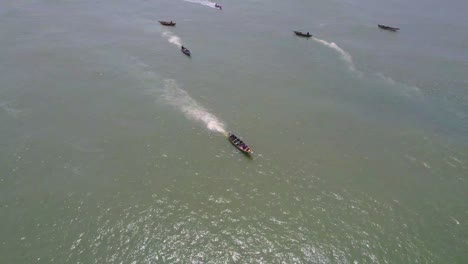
[294, 31, 312, 38]
[159, 21, 176, 26]
[378, 24, 399, 31]
[181, 46, 191, 57]
[228, 133, 253, 154]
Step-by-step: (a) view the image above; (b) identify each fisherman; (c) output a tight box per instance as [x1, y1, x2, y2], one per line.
[307, 32, 310, 36]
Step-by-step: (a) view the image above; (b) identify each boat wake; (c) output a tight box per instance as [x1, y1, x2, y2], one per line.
[183, 0, 217, 9]
[310, 37, 423, 97]
[162, 79, 227, 134]
[375, 73, 422, 96]
[312, 37, 362, 76]
[126, 58, 227, 134]
[162, 30, 182, 47]
[0, 101, 22, 118]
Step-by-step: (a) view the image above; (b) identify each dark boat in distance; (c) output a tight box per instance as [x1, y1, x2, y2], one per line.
[181, 46, 191, 57]
[159, 20, 176, 26]
[228, 133, 253, 154]
[294, 31, 312, 38]
[378, 24, 399, 31]
[215, 3, 222, 10]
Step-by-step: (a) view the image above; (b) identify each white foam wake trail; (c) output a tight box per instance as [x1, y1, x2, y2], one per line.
[375, 73, 422, 96]
[310, 38, 424, 97]
[312, 37, 361, 75]
[162, 79, 226, 134]
[0, 101, 22, 117]
[162, 30, 182, 47]
[183, 0, 216, 8]
[307, 38, 423, 97]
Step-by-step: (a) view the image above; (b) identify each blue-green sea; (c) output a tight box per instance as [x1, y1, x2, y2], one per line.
[1, 0, 467, 263]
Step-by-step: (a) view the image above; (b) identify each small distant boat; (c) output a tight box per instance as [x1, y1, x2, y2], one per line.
[378, 24, 399, 31]
[215, 3, 222, 10]
[228, 133, 252, 154]
[181, 46, 191, 57]
[159, 20, 176, 26]
[294, 31, 312, 38]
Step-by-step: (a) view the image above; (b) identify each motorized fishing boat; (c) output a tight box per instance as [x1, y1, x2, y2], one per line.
[215, 3, 222, 10]
[378, 24, 399, 31]
[181, 46, 191, 57]
[294, 31, 312, 38]
[228, 133, 253, 154]
[159, 20, 176, 26]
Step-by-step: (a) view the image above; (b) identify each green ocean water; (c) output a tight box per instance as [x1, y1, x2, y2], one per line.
[0, 0, 467, 263]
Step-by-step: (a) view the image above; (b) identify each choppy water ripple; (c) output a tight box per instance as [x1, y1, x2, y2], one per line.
[1, 0, 467, 263]
[59, 179, 440, 263]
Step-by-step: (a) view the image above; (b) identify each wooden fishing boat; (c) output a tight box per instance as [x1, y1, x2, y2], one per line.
[228, 133, 253, 154]
[181, 46, 191, 57]
[378, 24, 399, 31]
[294, 31, 312, 38]
[159, 20, 176, 26]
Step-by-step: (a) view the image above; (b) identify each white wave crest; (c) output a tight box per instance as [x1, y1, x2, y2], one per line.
[312, 37, 361, 75]
[162, 30, 182, 47]
[162, 79, 226, 134]
[183, 0, 217, 8]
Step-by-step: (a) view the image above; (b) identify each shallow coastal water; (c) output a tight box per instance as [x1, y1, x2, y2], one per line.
[0, 0, 467, 263]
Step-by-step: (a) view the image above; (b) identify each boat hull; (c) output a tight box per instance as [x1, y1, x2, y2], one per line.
[181, 49, 191, 57]
[159, 21, 176, 26]
[294, 31, 312, 38]
[228, 133, 253, 154]
[378, 24, 399, 31]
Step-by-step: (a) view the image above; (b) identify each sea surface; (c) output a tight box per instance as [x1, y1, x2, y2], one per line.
[0, 0, 467, 263]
